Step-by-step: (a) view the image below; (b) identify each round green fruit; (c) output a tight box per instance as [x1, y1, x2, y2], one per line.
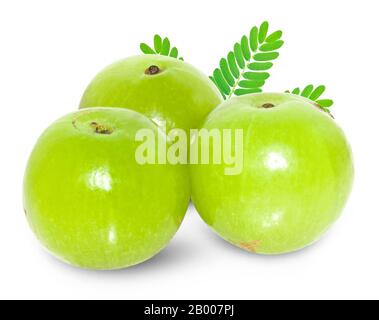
[190, 93, 354, 254]
[23, 108, 190, 269]
[79, 55, 223, 132]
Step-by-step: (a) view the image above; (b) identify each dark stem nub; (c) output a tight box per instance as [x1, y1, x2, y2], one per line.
[90, 122, 113, 135]
[261, 103, 275, 109]
[145, 65, 161, 75]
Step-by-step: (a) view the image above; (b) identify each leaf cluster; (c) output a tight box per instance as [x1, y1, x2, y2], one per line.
[286, 85, 334, 111]
[140, 35, 183, 60]
[210, 22, 283, 99]
[139, 24, 334, 111]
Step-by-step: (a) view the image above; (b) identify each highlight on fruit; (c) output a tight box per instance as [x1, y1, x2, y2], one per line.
[23, 21, 353, 270]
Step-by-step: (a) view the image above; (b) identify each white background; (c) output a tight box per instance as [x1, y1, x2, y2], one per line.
[0, 0, 378, 300]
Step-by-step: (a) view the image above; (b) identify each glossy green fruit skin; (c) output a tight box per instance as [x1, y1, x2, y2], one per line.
[24, 108, 190, 270]
[190, 93, 354, 254]
[79, 55, 223, 132]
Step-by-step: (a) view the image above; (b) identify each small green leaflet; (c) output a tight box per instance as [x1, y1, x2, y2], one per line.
[140, 34, 184, 60]
[210, 21, 284, 99]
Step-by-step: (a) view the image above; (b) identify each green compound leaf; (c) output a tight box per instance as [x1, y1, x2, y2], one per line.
[286, 84, 334, 113]
[140, 34, 184, 60]
[211, 21, 283, 99]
